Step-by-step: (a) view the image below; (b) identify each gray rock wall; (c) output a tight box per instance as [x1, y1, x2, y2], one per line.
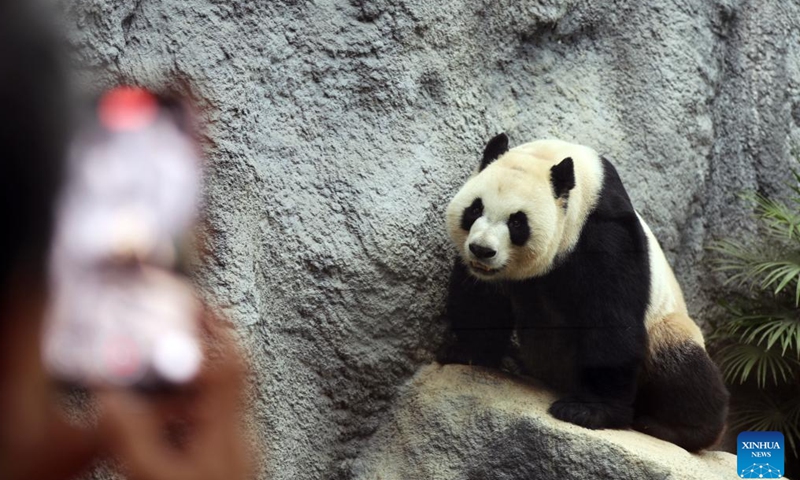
[64, 1, 800, 478]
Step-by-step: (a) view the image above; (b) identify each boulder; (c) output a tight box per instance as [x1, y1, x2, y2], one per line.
[353, 364, 762, 480]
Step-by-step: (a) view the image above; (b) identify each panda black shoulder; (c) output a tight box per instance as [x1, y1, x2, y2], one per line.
[591, 157, 638, 218]
[558, 155, 651, 321]
[574, 156, 649, 259]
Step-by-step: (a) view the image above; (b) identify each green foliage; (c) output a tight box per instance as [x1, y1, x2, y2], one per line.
[729, 394, 800, 454]
[709, 180, 800, 457]
[710, 194, 800, 305]
[715, 341, 798, 388]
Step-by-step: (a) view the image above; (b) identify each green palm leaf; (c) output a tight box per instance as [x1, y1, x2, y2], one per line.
[749, 193, 800, 243]
[715, 342, 798, 387]
[712, 312, 800, 358]
[742, 317, 800, 357]
[709, 240, 800, 304]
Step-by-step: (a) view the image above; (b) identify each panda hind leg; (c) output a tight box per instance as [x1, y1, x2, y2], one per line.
[633, 340, 729, 452]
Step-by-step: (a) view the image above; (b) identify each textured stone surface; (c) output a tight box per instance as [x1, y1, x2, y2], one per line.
[62, 1, 800, 478]
[354, 364, 765, 480]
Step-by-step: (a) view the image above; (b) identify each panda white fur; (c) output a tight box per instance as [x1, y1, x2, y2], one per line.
[440, 134, 729, 452]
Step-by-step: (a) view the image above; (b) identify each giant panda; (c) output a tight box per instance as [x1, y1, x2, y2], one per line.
[441, 133, 729, 452]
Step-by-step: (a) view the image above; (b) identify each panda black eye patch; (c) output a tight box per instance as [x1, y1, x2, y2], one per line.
[460, 198, 483, 231]
[507, 211, 530, 246]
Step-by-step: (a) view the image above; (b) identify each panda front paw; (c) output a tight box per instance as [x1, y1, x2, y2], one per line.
[548, 396, 633, 430]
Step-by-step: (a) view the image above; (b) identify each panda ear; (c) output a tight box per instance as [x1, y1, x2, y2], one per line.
[550, 157, 575, 198]
[479, 133, 509, 171]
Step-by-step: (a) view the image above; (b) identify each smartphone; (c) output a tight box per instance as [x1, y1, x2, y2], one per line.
[43, 87, 204, 389]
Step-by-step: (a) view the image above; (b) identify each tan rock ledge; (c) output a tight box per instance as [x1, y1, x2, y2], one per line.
[353, 363, 779, 480]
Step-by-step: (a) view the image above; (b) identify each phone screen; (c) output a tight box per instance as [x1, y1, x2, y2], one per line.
[43, 87, 204, 389]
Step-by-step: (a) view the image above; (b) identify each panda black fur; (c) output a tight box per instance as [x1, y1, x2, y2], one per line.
[440, 134, 729, 452]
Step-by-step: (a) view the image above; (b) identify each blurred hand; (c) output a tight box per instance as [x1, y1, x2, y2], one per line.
[97, 310, 252, 480]
[0, 280, 98, 480]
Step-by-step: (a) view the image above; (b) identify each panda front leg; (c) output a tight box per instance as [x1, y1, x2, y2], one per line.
[547, 322, 646, 429]
[437, 258, 515, 368]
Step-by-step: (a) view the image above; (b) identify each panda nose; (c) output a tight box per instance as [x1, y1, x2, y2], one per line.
[469, 243, 496, 259]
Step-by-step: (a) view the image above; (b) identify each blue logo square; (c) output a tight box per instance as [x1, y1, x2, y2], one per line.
[737, 431, 784, 478]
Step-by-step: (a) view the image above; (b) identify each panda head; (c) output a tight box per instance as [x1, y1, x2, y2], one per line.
[445, 134, 588, 281]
